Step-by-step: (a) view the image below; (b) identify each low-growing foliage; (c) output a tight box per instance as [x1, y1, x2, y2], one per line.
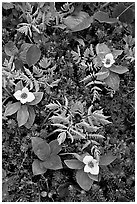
[2, 2, 135, 202]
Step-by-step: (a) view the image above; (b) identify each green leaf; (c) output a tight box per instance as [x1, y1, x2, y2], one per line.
[112, 49, 123, 59]
[93, 11, 118, 24]
[45, 103, 60, 110]
[99, 153, 117, 166]
[42, 154, 62, 170]
[57, 132, 67, 145]
[17, 105, 29, 127]
[31, 137, 51, 161]
[87, 173, 99, 181]
[26, 45, 41, 67]
[4, 41, 18, 56]
[105, 72, 120, 91]
[76, 169, 93, 191]
[27, 92, 43, 105]
[32, 159, 47, 175]
[64, 159, 84, 169]
[49, 139, 62, 154]
[113, 3, 134, 24]
[15, 81, 23, 92]
[96, 43, 111, 59]
[4, 102, 21, 116]
[109, 65, 129, 74]
[96, 71, 109, 81]
[63, 11, 93, 32]
[24, 106, 35, 129]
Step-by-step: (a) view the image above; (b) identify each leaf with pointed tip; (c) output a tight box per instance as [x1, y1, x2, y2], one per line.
[26, 45, 41, 67]
[24, 106, 35, 129]
[4, 102, 21, 116]
[42, 154, 62, 170]
[49, 139, 62, 154]
[76, 169, 93, 191]
[99, 153, 117, 166]
[96, 71, 110, 81]
[17, 105, 29, 127]
[112, 49, 123, 59]
[105, 72, 120, 91]
[64, 159, 84, 169]
[31, 137, 51, 160]
[32, 159, 47, 175]
[109, 65, 129, 74]
[96, 43, 110, 58]
[57, 132, 67, 145]
[15, 81, 23, 92]
[45, 103, 60, 110]
[28, 92, 43, 105]
[87, 173, 99, 181]
[94, 11, 118, 24]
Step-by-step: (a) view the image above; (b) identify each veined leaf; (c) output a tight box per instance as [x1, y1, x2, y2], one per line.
[63, 11, 93, 32]
[15, 80, 24, 92]
[109, 65, 129, 74]
[64, 159, 84, 169]
[57, 132, 67, 145]
[32, 159, 47, 175]
[87, 173, 99, 181]
[93, 11, 118, 24]
[24, 106, 35, 129]
[4, 41, 18, 56]
[4, 102, 21, 116]
[17, 105, 29, 127]
[26, 45, 41, 67]
[28, 92, 43, 105]
[76, 169, 93, 191]
[31, 137, 51, 160]
[105, 72, 120, 91]
[49, 139, 62, 154]
[112, 49, 123, 59]
[96, 43, 111, 56]
[42, 154, 62, 170]
[51, 115, 70, 124]
[96, 71, 109, 81]
[99, 153, 117, 166]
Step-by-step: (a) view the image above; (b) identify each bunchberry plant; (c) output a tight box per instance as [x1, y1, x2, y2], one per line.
[4, 80, 43, 128]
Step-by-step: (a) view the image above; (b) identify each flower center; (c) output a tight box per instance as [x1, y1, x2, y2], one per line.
[88, 161, 94, 168]
[105, 58, 111, 65]
[20, 92, 28, 99]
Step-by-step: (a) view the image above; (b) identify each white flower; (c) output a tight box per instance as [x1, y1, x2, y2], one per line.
[83, 155, 99, 175]
[102, 53, 115, 68]
[14, 87, 35, 104]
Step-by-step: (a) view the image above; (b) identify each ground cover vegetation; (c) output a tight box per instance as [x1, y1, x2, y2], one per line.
[2, 2, 135, 202]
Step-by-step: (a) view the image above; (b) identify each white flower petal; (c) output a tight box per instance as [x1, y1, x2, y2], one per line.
[104, 63, 112, 68]
[26, 92, 35, 102]
[89, 164, 99, 175]
[20, 98, 28, 104]
[83, 156, 94, 165]
[22, 87, 29, 94]
[13, 90, 22, 100]
[84, 164, 91, 173]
